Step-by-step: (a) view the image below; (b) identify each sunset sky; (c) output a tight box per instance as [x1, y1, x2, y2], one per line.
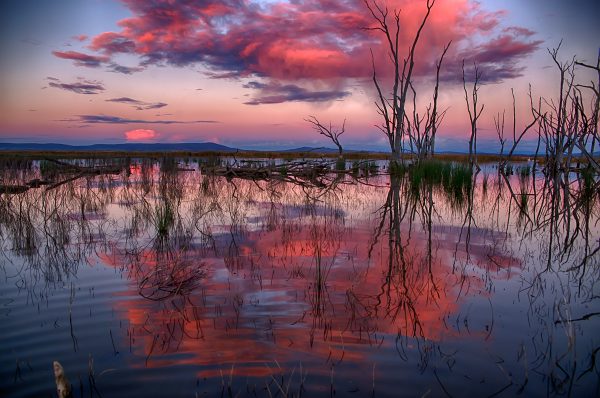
[0, 0, 598, 152]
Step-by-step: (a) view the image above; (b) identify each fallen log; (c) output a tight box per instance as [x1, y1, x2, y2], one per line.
[0, 184, 29, 194]
[26, 178, 53, 188]
[43, 158, 121, 174]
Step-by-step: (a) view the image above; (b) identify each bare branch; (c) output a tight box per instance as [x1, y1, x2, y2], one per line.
[304, 116, 346, 156]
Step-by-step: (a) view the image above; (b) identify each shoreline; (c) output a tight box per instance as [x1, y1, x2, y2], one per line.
[0, 150, 535, 163]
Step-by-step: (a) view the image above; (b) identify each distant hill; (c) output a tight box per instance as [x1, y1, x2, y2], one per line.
[0, 142, 376, 154]
[0, 142, 238, 152]
[282, 146, 381, 154]
[2, 142, 598, 157]
[282, 146, 340, 153]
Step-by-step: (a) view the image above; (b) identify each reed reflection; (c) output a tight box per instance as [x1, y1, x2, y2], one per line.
[1, 157, 598, 397]
[90, 162, 527, 378]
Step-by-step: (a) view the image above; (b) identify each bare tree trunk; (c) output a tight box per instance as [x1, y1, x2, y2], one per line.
[462, 61, 484, 171]
[364, 0, 437, 166]
[428, 41, 452, 159]
[304, 116, 346, 157]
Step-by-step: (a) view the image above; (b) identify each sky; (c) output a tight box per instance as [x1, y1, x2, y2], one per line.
[0, 0, 598, 152]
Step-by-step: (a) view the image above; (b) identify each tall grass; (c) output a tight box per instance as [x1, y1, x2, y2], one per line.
[580, 167, 596, 201]
[155, 201, 174, 237]
[39, 159, 64, 179]
[402, 160, 473, 205]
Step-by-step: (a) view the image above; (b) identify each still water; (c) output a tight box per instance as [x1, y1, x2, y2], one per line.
[1, 158, 598, 397]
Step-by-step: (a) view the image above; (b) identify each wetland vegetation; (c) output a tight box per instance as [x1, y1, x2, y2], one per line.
[0, 154, 598, 397]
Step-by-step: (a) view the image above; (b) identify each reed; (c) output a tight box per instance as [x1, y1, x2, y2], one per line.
[154, 201, 174, 237]
[406, 160, 473, 203]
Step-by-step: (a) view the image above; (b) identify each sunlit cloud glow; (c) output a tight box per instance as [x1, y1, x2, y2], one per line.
[125, 128, 157, 141]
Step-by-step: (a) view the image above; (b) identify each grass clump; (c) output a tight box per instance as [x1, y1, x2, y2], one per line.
[198, 155, 223, 169]
[159, 157, 178, 172]
[388, 160, 408, 176]
[501, 163, 514, 176]
[519, 165, 531, 177]
[349, 160, 379, 176]
[39, 159, 64, 178]
[580, 167, 596, 201]
[519, 191, 528, 211]
[155, 201, 174, 237]
[408, 160, 473, 202]
[363, 161, 378, 176]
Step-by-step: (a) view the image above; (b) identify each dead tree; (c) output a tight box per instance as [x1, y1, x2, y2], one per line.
[504, 86, 540, 160]
[575, 51, 600, 169]
[494, 110, 506, 157]
[304, 116, 345, 156]
[547, 44, 577, 174]
[495, 87, 540, 172]
[427, 41, 452, 158]
[531, 44, 600, 174]
[406, 42, 452, 161]
[462, 61, 484, 170]
[364, 0, 437, 165]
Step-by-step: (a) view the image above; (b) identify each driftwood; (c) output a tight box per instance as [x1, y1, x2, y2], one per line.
[26, 178, 53, 188]
[0, 184, 29, 194]
[199, 160, 344, 191]
[0, 178, 55, 194]
[42, 158, 122, 191]
[53, 361, 72, 398]
[44, 158, 121, 174]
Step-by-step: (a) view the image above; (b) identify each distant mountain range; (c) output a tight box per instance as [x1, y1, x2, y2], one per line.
[0, 142, 237, 152]
[0, 142, 358, 154]
[1, 142, 597, 157]
[282, 146, 343, 153]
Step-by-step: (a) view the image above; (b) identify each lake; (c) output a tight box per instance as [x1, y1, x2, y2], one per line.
[1, 157, 598, 397]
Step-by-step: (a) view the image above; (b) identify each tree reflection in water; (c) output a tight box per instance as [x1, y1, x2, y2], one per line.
[0, 157, 598, 397]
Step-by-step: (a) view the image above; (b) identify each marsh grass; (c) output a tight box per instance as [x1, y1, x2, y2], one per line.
[350, 160, 379, 176]
[406, 160, 473, 203]
[519, 165, 531, 177]
[1, 149, 532, 164]
[154, 200, 174, 237]
[502, 164, 514, 176]
[580, 167, 597, 201]
[362, 160, 379, 176]
[519, 191, 529, 213]
[2, 154, 600, 398]
[0, 158, 33, 171]
[482, 172, 489, 193]
[159, 156, 178, 172]
[39, 159, 63, 179]
[388, 161, 408, 176]
[199, 155, 223, 169]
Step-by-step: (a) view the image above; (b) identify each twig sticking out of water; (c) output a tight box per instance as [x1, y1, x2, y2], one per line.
[53, 361, 72, 398]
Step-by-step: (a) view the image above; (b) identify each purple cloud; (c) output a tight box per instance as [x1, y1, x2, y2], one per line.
[106, 97, 167, 110]
[243, 81, 350, 105]
[47, 77, 105, 94]
[62, 114, 218, 124]
[52, 50, 109, 67]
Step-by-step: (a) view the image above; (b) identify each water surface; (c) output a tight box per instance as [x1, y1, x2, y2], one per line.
[1, 158, 598, 397]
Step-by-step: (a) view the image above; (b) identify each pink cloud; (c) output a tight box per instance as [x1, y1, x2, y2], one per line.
[52, 50, 109, 67]
[72, 34, 89, 42]
[61, 1, 542, 102]
[90, 32, 136, 53]
[125, 128, 157, 141]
